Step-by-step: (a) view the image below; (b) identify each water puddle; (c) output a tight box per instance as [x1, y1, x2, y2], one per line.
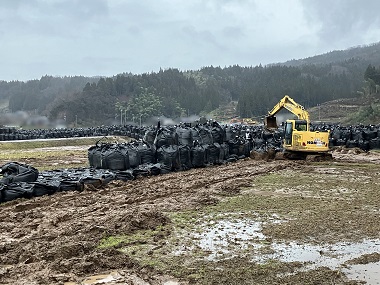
[194, 219, 265, 259]
[344, 261, 380, 284]
[184, 217, 380, 284]
[178, 215, 282, 260]
[258, 239, 380, 263]
[82, 272, 120, 284]
[64, 272, 179, 285]
[64, 271, 121, 285]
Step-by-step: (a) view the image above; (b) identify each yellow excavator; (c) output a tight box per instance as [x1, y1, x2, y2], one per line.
[265, 95, 332, 160]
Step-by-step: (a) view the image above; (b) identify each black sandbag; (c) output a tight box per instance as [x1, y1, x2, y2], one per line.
[101, 172, 116, 185]
[358, 140, 370, 152]
[207, 143, 221, 165]
[80, 169, 116, 186]
[127, 144, 141, 168]
[340, 129, 352, 140]
[191, 127, 201, 143]
[191, 144, 206, 168]
[329, 138, 337, 147]
[58, 179, 84, 192]
[210, 123, 225, 144]
[176, 127, 193, 146]
[29, 181, 59, 196]
[114, 169, 135, 181]
[351, 130, 363, 141]
[88, 137, 111, 169]
[178, 145, 192, 170]
[132, 168, 151, 177]
[253, 138, 265, 150]
[335, 138, 347, 146]
[229, 136, 249, 157]
[80, 176, 104, 187]
[346, 139, 358, 148]
[0, 162, 39, 184]
[0, 183, 34, 202]
[142, 163, 161, 175]
[134, 163, 161, 176]
[219, 143, 230, 161]
[197, 126, 213, 144]
[143, 128, 157, 145]
[88, 143, 108, 169]
[224, 126, 233, 142]
[226, 154, 239, 162]
[156, 145, 181, 171]
[369, 137, 380, 149]
[363, 130, 377, 140]
[102, 143, 130, 170]
[138, 143, 156, 164]
[146, 163, 161, 176]
[154, 127, 178, 148]
[87, 145, 100, 167]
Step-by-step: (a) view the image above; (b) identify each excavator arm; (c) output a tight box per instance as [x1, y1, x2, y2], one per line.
[265, 95, 310, 128]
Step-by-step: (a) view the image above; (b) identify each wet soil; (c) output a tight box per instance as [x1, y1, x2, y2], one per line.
[0, 148, 379, 284]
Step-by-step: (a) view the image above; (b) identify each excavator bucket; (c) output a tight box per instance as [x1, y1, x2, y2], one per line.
[265, 116, 278, 128]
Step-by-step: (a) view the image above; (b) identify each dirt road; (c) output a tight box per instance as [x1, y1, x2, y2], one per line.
[0, 150, 380, 284]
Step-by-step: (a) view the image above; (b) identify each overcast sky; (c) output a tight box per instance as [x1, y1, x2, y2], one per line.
[1, 0, 380, 81]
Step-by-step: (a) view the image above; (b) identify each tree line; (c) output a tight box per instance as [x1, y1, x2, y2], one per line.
[49, 63, 363, 125]
[2, 43, 380, 126]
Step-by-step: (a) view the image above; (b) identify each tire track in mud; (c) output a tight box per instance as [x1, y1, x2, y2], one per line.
[0, 159, 294, 285]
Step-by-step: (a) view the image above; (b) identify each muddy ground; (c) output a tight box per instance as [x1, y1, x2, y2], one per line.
[0, 147, 380, 285]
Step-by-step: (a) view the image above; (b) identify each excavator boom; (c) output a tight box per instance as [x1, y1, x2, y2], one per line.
[265, 95, 309, 128]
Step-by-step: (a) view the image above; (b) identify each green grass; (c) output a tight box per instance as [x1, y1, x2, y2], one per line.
[99, 226, 166, 249]
[0, 136, 128, 151]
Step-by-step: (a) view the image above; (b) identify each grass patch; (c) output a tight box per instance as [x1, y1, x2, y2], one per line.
[0, 136, 129, 151]
[0, 136, 131, 170]
[99, 226, 167, 249]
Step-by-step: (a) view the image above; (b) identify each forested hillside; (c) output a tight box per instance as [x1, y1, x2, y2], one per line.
[2, 42, 380, 126]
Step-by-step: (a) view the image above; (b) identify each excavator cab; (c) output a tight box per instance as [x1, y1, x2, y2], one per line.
[284, 120, 308, 146]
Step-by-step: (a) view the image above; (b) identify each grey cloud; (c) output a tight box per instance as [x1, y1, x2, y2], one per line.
[302, 0, 380, 45]
[182, 25, 226, 51]
[1, 0, 380, 81]
[223, 26, 245, 39]
[0, 0, 35, 10]
[0, 0, 110, 39]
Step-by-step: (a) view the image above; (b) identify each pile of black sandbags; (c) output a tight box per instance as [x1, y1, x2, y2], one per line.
[1, 120, 380, 153]
[0, 161, 142, 203]
[88, 122, 260, 173]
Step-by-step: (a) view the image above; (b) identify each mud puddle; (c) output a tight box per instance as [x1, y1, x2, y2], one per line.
[176, 214, 283, 260]
[262, 239, 380, 284]
[181, 217, 380, 284]
[64, 271, 181, 285]
[345, 261, 380, 284]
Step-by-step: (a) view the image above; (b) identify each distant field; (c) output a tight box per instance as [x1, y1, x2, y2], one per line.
[0, 136, 130, 170]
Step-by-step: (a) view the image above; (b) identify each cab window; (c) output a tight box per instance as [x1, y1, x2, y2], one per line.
[295, 122, 307, 131]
